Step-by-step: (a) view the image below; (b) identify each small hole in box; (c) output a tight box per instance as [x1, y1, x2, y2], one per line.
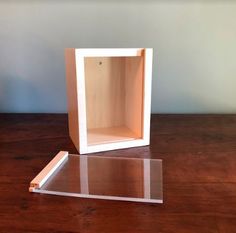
[99, 61, 102, 65]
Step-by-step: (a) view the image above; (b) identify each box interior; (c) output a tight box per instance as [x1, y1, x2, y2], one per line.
[84, 56, 144, 146]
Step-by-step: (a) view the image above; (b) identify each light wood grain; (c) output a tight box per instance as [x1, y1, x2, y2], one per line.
[75, 48, 144, 57]
[87, 126, 138, 145]
[29, 151, 68, 189]
[65, 48, 153, 154]
[125, 55, 144, 138]
[85, 57, 125, 129]
[65, 49, 80, 151]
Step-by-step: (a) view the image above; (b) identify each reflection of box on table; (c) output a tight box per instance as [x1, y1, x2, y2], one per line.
[65, 48, 153, 154]
[29, 151, 163, 203]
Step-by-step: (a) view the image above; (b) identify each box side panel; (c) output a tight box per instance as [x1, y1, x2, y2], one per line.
[77, 48, 144, 57]
[65, 49, 80, 151]
[124, 53, 144, 138]
[87, 139, 148, 154]
[142, 48, 153, 144]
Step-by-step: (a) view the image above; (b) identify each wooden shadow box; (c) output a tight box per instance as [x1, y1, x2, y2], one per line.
[65, 48, 153, 154]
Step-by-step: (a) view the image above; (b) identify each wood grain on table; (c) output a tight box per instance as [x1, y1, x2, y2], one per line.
[0, 114, 235, 233]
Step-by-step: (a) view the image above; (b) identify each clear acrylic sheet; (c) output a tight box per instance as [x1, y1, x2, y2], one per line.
[32, 154, 163, 203]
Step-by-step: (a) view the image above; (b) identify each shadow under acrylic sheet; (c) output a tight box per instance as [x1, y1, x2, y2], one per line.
[29, 152, 163, 203]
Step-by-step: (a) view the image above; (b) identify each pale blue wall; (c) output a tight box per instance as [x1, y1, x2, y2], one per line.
[0, 1, 236, 113]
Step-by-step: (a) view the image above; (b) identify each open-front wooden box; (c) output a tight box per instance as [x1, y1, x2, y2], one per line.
[65, 48, 153, 154]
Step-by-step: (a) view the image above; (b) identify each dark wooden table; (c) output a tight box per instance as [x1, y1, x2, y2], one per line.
[0, 114, 236, 233]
